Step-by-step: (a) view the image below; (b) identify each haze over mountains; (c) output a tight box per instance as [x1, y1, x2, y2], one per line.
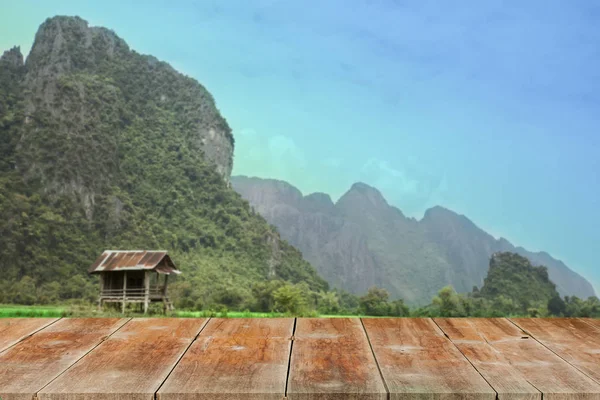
[232, 176, 596, 305]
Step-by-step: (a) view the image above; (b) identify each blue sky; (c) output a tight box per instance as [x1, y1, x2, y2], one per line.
[1, 0, 599, 293]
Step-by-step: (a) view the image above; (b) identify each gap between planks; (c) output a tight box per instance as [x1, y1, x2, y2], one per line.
[508, 318, 600, 386]
[154, 317, 213, 400]
[284, 318, 298, 398]
[430, 318, 502, 400]
[360, 317, 391, 400]
[35, 317, 133, 396]
[30, 317, 491, 400]
[0, 317, 63, 356]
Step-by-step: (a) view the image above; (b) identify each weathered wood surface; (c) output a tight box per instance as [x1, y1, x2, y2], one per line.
[38, 318, 206, 400]
[1, 317, 600, 400]
[362, 318, 496, 400]
[0, 318, 58, 353]
[461, 318, 600, 400]
[435, 318, 541, 400]
[287, 318, 387, 400]
[0, 318, 127, 400]
[582, 318, 600, 332]
[158, 318, 294, 400]
[511, 318, 600, 384]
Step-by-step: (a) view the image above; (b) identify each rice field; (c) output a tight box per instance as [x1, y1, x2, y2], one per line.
[0, 304, 68, 318]
[0, 305, 358, 318]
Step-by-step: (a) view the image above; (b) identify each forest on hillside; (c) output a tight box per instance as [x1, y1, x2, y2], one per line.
[0, 16, 327, 310]
[2, 248, 599, 318]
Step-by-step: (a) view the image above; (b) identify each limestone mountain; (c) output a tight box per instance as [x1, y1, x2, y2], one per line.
[478, 252, 561, 313]
[231, 175, 595, 305]
[0, 16, 327, 306]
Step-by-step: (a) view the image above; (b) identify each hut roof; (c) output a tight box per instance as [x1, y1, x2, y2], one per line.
[88, 250, 181, 275]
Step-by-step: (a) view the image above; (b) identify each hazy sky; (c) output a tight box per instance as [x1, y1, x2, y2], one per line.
[1, 0, 599, 293]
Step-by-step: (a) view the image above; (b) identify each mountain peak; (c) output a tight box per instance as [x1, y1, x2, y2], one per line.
[303, 192, 336, 214]
[336, 182, 388, 212]
[423, 205, 457, 218]
[27, 15, 128, 72]
[231, 176, 304, 208]
[338, 182, 388, 208]
[0, 46, 24, 68]
[350, 181, 379, 193]
[305, 192, 334, 206]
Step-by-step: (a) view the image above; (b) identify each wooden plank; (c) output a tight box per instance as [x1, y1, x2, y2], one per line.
[287, 318, 387, 400]
[511, 318, 600, 384]
[458, 318, 600, 400]
[0, 318, 127, 400]
[435, 318, 541, 400]
[582, 318, 600, 332]
[0, 318, 59, 353]
[38, 318, 207, 400]
[158, 318, 294, 400]
[362, 318, 496, 400]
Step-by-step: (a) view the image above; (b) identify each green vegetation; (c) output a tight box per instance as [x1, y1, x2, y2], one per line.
[358, 287, 410, 317]
[479, 252, 559, 312]
[0, 304, 68, 318]
[2, 251, 599, 318]
[0, 17, 326, 311]
[413, 253, 600, 318]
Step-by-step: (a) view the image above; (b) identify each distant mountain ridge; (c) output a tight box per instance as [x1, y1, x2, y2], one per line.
[232, 175, 596, 305]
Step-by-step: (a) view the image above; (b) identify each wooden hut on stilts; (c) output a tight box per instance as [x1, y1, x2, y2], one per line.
[89, 250, 180, 314]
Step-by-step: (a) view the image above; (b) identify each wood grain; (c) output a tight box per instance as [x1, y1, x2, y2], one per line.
[435, 318, 540, 400]
[462, 318, 600, 400]
[158, 318, 294, 400]
[0, 318, 58, 353]
[511, 318, 600, 384]
[287, 318, 387, 400]
[362, 318, 496, 400]
[582, 318, 600, 332]
[38, 318, 207, 400]
[0, 318, 127, 400]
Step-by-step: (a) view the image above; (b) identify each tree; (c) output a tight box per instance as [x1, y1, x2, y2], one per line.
[390, 299, 410, 317]
[359, 286, 391, 316]
[431, 286, 465, 317]
[580, 296, 600, 317]
[251, 280, 286, 312]
[547, 295, 566, 316]
[490, 295, 519, 316]
[10, 276, 37, 305]
[273, 283, 309, 315]
[317, 291, 340, 315]
[334, 288, 360, 315]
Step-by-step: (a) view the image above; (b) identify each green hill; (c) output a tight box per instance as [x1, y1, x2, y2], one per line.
[478, 252, 560, 313]
[0, 16, 327, 309]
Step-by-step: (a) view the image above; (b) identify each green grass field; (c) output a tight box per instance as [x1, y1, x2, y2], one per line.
[0, 304, 363, 318]
[0, 304, 68, 318]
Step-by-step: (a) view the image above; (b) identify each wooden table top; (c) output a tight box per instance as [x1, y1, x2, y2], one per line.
[0, 318, 598, 400]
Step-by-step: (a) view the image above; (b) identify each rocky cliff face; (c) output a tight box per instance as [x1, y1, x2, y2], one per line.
[19, 16, 233, 208]
[0, 47, 23, 68]
[232, 176, 596, 304]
